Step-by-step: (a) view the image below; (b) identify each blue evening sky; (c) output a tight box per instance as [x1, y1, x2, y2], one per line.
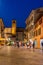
[0, 0, 43, 28]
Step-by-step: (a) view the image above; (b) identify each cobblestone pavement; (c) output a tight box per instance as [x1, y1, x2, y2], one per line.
[0, 46, 43, 65]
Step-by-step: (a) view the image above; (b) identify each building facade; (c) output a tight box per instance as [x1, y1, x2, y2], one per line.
[0, 18, 5, 45]
[11, 20, 16, 41]
[4, 28, 12, 39]
[16, 27, 24, 41]
[33, 16, 43, 48]
[0, 19, 5, 38]
[26, 8, 43, 48]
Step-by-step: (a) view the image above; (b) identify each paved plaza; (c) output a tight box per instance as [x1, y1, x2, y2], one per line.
[0, 46, 43, 65]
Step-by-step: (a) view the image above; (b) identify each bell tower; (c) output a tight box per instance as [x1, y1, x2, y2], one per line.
[12, 20, 16, 35]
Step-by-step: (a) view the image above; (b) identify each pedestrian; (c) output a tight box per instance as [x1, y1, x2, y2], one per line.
[29, 41, 31, 48]
[29, 39, 33, 48]
[26, 42, 29, 48]
[33, 40, 35, 51]
[17, 41, 19, 48]
[41, 41, 43, 50]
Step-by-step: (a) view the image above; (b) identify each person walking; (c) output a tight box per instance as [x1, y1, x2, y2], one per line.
[41, 41, 43, 51]
[29, 39, 33, 48]
[17, 41, 19, 48]
[33, 40, 35, 51]
[29, 41, 31, 48]
[26, 42, 29, 48]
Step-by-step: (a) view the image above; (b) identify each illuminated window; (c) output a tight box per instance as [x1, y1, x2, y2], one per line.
[35, 23, 38, 28]
[38, 28, 41, 35]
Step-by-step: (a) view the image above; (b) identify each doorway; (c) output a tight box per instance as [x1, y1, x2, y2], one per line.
[34, 39, 37, 48]
[40, 39, 43, 49]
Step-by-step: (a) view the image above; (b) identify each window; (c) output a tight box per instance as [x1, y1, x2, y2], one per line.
[39, 18, 42, 25]
[36, 30, 37, 36]
[31, 16, 33, 21]
[35, 23, 38, 28]
[38, 28, 41, 35]
[33, 31, 35, 37]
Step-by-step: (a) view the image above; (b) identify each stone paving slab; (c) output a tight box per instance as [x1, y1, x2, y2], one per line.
[0, 46, 43, 65]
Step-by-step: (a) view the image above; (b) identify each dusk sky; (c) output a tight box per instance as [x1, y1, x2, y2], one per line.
[0, 0, 43, 28]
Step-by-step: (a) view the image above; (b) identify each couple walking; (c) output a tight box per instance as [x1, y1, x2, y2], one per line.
[27, 39, 35, 49]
